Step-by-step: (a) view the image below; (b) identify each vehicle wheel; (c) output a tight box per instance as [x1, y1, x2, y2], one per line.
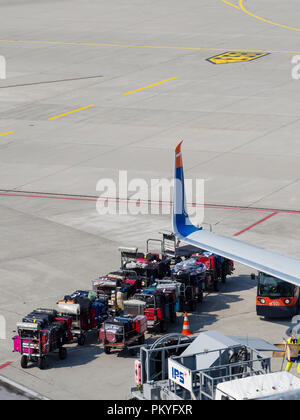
[77, 334, 86, 346]
[159, 321, 165, 333]
[221, 271, 226, 284]
[59, 347, 67, 360]
[198, 291, 203, 304]
[38, 357, 46, 370]
[20, 355, 28, 369]
[104, 346, 111, 354]
[213, 281, 220, 292]
[138, 335, 145, 345]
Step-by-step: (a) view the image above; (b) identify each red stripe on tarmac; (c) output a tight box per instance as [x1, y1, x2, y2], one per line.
[0, 191, 299, 215]
[233, 212, 278, 237]
[0, 361, 12, 370]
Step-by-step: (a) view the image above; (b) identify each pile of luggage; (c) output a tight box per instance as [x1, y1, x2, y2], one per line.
[123, 285, 177, 333]
[57, 290, 107, 345]
[92, 272, 139, 315]
[13, 238, 236, 364]
[13, 308, 72, 370]
[99, 315, 147, 354]
[122, 253, 171, 286]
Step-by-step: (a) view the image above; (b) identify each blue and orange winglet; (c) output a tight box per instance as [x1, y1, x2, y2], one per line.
[173, 141, 201, 237]
[175, 140, 183, 169]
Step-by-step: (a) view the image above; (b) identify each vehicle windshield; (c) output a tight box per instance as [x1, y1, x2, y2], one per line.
[258, 273, 295, 298]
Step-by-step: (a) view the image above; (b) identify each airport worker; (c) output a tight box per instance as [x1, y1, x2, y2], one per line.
[285, 330, 300, 376]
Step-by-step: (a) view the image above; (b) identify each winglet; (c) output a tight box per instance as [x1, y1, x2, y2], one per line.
[173, 141, 202, 238]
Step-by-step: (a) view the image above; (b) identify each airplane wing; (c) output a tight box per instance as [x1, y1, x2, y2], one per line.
[172, 141, 300, 286]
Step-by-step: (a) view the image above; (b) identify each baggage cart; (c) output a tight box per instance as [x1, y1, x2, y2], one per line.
[99, 315, 147, 354]
[13, 321, 67, 370]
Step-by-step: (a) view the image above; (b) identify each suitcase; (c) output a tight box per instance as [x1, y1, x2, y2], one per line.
[55, 316, 73, 342]
[22, 312, 51, 328]
[34, 308, 58, 319]
[133, 315, 147, 334]
[123, 300, 146, 316]
[144, 308, 156, 321]
[71, 290, 89, 299]
[58, 302, 80, 315]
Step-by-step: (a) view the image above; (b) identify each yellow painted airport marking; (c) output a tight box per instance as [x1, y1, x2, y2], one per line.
[0, 38, 299, 55]
[207, 51, 269, 64]
[238, 0, 300, 32]
[221, 0, 240, 10]
[123, 77, 177, 95]
[0, 131, 14, 137]
[48, 104, 95, 120]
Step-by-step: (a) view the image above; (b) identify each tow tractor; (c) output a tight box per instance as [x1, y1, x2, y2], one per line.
[253, 272, 300, 318]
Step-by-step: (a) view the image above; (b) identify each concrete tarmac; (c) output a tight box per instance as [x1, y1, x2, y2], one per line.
[0, 0, 300, 399]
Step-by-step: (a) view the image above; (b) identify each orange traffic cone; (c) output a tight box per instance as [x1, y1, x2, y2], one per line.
[181, 312, 192, 336]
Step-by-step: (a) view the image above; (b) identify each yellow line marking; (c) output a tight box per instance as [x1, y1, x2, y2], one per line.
[0, 131, 14, 137]
[221, 0, 240, 10]
[123, 77, 177, 95]
[239, 0, 300, 32]
[0, 38, 299, 55]
[48, 104, 95, 120]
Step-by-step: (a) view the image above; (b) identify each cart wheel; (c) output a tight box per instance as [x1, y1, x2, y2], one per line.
[20, 355, 28, 369]
[138, 335, 145, 345]
[77, 334, 86, 346]
[213, 280, 220, 292]
[38, 357, 46, 370]
[159, 321, 166, 333]
[198, 292, 203, 304]
[59, 347, 67, 360]
[104, 346, 111, 354]
[221, 270, 226, 284]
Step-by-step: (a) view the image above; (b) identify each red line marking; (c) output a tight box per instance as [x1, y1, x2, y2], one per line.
[234, 212, 278, 237]
[0, 361, 12, 370]
[0, 192, 299, 215]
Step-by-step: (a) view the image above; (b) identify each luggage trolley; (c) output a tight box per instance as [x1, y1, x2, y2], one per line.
[100, 315, 147, 354]
[13, 322, 67, 370]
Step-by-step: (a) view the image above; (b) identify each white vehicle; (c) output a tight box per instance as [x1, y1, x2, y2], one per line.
[215, 371, 300, 400]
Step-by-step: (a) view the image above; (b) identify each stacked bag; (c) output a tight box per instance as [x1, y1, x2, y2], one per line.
[58, 290, 106, 333]
[14, 308, 73, 355]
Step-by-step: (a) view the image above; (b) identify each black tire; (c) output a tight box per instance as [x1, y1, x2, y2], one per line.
[213, 280, 220, 292]
[104, 346, 111, 354]
[159, 321, 165, 333]
[221, 270, 227, 284]
[20, 355, 28, 369]
[138, 334, 145, 345]
[38, 357, 46, 370]
[197, 291, 203, 304]
[77, 334, 86, 346]
[59, 347, 67, 360]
